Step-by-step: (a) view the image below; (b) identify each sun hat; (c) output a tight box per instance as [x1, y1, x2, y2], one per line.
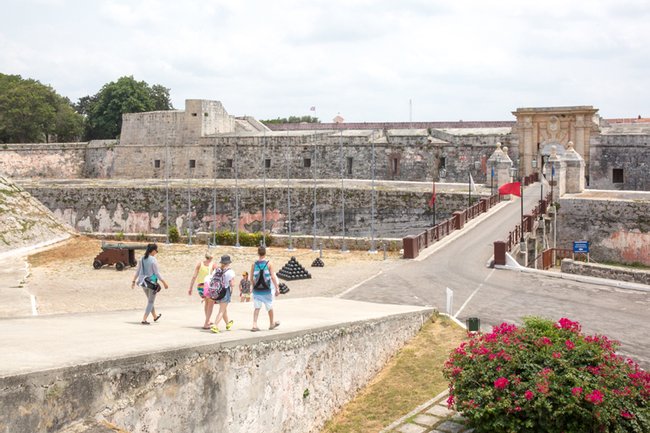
[220, 255, 232, 264]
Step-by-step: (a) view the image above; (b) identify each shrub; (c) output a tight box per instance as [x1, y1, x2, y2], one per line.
[168, 226, 180, 243]
[115, 231, 124, 241]
[443, 317, 649, 432]
[210, 231, 272, 247]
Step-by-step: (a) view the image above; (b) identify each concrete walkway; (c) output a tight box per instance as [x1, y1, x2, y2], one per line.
[0, 297, 431, 377]
[382, 391, 473, 433]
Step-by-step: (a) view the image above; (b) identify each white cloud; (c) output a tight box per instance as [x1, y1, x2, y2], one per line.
[0, 0, 648, 121]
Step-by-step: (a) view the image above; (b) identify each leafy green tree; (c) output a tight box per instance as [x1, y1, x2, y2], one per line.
[261, 115, 320, 124]
[0, 73, 83, 143]
[80, 76, 173, 140]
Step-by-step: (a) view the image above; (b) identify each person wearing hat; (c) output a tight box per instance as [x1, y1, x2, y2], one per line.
[207, 255, 236, 333]
[188, 251, 217, 329]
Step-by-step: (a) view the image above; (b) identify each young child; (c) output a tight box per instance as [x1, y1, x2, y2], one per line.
[239, 271, 251, 302]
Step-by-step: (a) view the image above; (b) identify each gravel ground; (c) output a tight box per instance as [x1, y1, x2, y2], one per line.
[26, 236, 400, 315]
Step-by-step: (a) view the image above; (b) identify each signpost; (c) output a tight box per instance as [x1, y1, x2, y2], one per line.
[573, 240, 590, 262]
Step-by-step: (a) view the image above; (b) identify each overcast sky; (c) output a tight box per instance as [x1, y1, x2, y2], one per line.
[2, 0, 649, 122]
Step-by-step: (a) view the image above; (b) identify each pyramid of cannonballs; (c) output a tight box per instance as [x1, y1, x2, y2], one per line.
[311, 258, 325, 267]
[277, 257, 311, 281]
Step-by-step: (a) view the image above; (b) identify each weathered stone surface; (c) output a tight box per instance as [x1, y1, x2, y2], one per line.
[558, 192, 650, 265]
[0, 176, 72, 254]
[396, 423, 427, 433]
[21, 180, 472, 239]
[413, 413, 439, 426]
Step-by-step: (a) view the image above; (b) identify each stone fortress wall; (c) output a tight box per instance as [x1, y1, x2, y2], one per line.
[19, 179, 470, 239]
[1, 99, 648, 191]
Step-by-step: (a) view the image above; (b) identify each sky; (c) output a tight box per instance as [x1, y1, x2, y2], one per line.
[1, 0, 649, 122]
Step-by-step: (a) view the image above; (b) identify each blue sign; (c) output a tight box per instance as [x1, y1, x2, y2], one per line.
[573, 241, 589, 253]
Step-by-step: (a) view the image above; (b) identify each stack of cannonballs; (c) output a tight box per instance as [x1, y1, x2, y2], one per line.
[277, 257, 311, 281]
[278, 282, 290, 294]
[311, 257, 325, 267]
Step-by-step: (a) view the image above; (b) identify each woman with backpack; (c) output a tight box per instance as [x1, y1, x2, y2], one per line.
[206, 255, 235, 333]
[131, 243, 169, 325]
[249, 246, 280, 332]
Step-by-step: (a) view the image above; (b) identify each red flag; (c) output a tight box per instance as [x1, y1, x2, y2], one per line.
[428, 182, 436, 207]
[498, 181, 521, 197]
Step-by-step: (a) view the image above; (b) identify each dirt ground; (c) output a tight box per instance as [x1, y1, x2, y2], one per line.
[27, 236, 400, 315]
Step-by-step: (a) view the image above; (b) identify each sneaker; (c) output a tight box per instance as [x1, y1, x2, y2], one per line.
[210, 325, 220, 334]
[226, 320, 234, 330]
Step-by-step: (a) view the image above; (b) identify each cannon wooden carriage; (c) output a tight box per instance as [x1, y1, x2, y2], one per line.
[92, 242, 148, 271]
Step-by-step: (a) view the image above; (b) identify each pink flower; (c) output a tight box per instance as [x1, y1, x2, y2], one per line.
[494, 377, 509, 390]
[538, 337, 553, 346]
[553, 352, 562, 359]
[446, 394, 455, 408]
[565, 340, 575, 350]
[571, 387, 583, 396]
[556, 318, 581, 332]
[585, 389, 604, 405]
[536, 382, 550, 394]
[620, 410, 634, 419]
[524, 390, 534, 400]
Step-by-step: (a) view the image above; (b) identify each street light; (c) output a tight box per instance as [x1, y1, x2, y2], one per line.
[512, 167, 525, 253]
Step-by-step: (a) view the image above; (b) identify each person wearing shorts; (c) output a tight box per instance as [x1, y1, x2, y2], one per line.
[249, 246, 280, 332]
[188, 252, 216, 329]
[209, 255, 235, 334]
[239, 272, 251, 302]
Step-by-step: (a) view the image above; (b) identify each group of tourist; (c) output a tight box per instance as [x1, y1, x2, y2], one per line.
[131, 244, 281, 332]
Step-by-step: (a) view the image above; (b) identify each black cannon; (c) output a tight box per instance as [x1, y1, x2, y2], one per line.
[92, 242, 148, 271]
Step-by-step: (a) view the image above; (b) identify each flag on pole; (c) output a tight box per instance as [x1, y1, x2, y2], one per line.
[498, 181, 522, 197]
[428, 182, 436, 207]
[469, 173, 477, 192]
[310, 106, 316, 111]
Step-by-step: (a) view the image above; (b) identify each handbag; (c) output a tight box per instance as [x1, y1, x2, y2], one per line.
[144, 276, 161, 293]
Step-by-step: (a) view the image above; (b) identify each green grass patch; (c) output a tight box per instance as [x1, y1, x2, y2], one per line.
[321, 316, 467, 433]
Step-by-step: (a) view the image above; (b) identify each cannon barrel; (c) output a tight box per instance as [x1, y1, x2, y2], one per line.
[101, 242, 149, 250]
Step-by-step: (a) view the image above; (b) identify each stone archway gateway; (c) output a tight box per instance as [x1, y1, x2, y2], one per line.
[512, 106, 599, 179]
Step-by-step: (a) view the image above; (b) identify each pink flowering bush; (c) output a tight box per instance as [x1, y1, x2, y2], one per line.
[443, 317, 650, 432]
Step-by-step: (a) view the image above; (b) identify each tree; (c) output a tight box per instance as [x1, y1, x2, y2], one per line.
[80, 76, 173, 140]
[0, 73, 83, 143]
[261, 115, 320, 124]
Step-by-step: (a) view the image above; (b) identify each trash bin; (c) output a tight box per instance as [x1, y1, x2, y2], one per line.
[466, 317, 480, 332]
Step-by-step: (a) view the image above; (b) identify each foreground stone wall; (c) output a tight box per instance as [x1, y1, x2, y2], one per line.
[557, 193, 650, 265]
[0, 309, 433, 433]
[22, 180, 471, 239]
[561, 259, 650, 285]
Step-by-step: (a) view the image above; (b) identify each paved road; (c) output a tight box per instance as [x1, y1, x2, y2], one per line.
[344, 183, 650, 369]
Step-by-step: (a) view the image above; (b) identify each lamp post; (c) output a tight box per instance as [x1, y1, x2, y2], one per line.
[187, 162, 193, 246]
[311, 136, 318, 251]
[211, 141, 217, 247]
[164, 142, 170, 244]
[262, 130, 267, 247]
[234, 141, 240, 248]
[369, 138, 377, 253]
[285, 135, 294, 251]
[339, 128, 348, 253]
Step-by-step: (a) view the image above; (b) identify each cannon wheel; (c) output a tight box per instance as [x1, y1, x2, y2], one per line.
[130, 259, 138, 267]
[93, 259, 103, 270]
[115, 262, 125, 271]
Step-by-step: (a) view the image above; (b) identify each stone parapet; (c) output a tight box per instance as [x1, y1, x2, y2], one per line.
[561, 259, 650, 286]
